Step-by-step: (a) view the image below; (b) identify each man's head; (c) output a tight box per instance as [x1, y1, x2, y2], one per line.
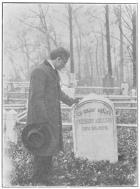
[50, 47, 70, 70]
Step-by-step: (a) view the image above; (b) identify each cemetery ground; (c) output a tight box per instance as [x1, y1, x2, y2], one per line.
[4, 125, 137, 186]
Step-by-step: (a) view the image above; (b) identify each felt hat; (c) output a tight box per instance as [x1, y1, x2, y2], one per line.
[22, 123, 51, 153]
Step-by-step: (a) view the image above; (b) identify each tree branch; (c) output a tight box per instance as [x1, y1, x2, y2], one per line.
[14, 16, 46, 34]
[73, 5, 83, 14]
[95, 31, 132, 53]
[52, 10, 69, 19]
[49, 15, 69, 28]
[125, 5, 133, 22]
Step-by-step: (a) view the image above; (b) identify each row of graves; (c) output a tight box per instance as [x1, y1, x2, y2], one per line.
[4, 72, 136, 99]
[3, 72, 137, 163]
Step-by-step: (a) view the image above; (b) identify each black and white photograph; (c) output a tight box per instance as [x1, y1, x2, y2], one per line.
[2, 2, 138, 187]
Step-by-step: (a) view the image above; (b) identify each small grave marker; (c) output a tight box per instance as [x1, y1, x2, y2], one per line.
[130, 89, 136, 97]
[121, 82, 129, 95]
[6, 109, 18, 144]
[59, 71, 70, 88]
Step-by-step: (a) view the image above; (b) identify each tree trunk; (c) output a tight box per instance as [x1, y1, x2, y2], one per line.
[95, 36, 100, 85]
[113, 43, 119, 86]
[84, 52, 88, 85]
[9, 56, 20, 81]
[101, 25, 105, 75]
[105, 5, 112, 76]
[46, 33, 51, 55]
[119, 5, 124, 84]
[38, 5, 51, 54]
[76, 37, 81, 81]
[68, 4, 74, 73]
[84, 50, 91, 86]
[88, 47, 95, 86]
[132, 5, 137, 88]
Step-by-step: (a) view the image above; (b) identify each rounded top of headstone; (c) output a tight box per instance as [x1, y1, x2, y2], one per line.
[77, 93, 114, 109]
[3, 109, 8, 114]
[3, 109, 8, 118]
[131, 89, 136, 92]
[8, 109, 18, 115]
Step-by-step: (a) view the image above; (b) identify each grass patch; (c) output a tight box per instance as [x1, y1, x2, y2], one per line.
[3, 126, 137, 186]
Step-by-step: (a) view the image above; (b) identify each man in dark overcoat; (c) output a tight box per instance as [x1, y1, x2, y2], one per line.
[22, 47, 79, 185]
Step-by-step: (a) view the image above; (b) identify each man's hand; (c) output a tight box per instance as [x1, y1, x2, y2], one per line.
[74, 98, 81, 105]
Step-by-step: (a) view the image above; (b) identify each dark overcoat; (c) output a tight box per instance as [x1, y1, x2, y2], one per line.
[23, 60, 75, 156]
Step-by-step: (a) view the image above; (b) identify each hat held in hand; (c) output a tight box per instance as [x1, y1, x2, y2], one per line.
[22, 123, 51, 153]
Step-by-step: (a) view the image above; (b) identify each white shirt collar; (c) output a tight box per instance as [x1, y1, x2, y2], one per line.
[47, 60, 55, 69]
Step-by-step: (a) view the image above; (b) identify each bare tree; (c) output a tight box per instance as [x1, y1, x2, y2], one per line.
[105, 5, 112, 76]
[75, 35, 82, 81]
[52, 4, 83, 73]
[16, 4, 60, 55]
[4, 4, 137, 86]
[4, 4, 63, 81]
[100, 24, 106, 75]
[86, 6, 107, 86]
[113, 4, 137, 87]
[114, 5, 124, 85]
[4, 48, 21, 81]
[94, 34, 100, 85]
[73, 12, 83, 82]
[68, 4, 74, 73]
[132, 5, 137, 88]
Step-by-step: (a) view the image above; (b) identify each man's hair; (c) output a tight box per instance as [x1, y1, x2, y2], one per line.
[50, 47, 70, 61]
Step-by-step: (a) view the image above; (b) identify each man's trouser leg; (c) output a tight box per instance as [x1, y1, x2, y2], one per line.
[32, 156, 53, 183]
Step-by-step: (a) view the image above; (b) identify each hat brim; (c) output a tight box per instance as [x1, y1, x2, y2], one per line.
[22, 123, 51, 153]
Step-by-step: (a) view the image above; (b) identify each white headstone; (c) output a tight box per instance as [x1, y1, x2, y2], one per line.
[6, 109, 18, 144]
[25, 99, 28, 109]
[70, 73, 78, 87]
[59, 71, 70, 88]
[130, 89, 136, 96]
[3, 109, 8, 133]
[72, 93, 118, 163]
[62, 88, 75, 98]
[7, 83, 12, 91]
[121, 83, 129, 95]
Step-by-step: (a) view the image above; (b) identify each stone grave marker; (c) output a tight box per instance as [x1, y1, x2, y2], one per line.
[130, 89, 136, 97]
[59, 71, 75, 98]
[70, 73, 78, 87]
[59, 71, 70, 88]
[72, 93, 118, 163]
[62, 88, 75, 98]
[3, 109, 7, 134]
[102, 73, 114, 94]
[6, 109, 18, 144]
[121, 82, 129, 95]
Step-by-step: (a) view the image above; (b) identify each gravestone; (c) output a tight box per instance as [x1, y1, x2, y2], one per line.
[59, 71, 75, 98]
[70, 73, 78, 87]
[6, 109, 18, 144]
[130, 89, 136, 96]
[72, 93, 118, 163]
[3, 109, 7, 133]
[59, 71, 70, 88]
[7, 83, 13, 92]
[102, 73, 114, 94]
[121, 82, 129, 95]
[62, 88, 75, 98]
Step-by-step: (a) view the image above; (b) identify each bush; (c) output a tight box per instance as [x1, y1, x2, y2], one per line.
[4, 126, 137, 186]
